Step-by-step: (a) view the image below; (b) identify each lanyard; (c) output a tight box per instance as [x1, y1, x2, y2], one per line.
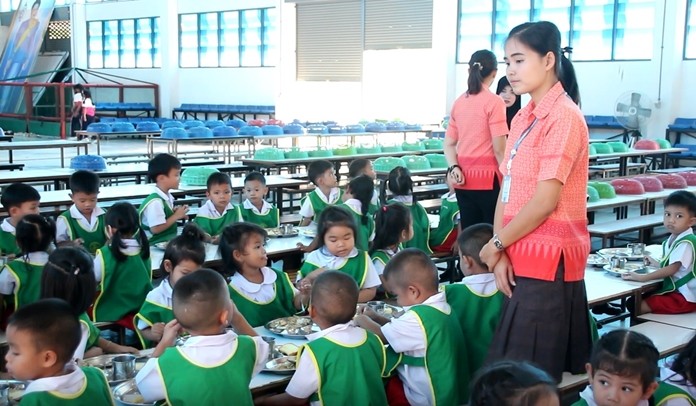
[505, 118, 539, 175]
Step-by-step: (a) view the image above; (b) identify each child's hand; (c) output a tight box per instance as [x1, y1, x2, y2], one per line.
[358, 305, 379, 320]
[296, 242, 311, 253]
[644, 256, 659, 267]
[160, 319, 182, 346]
[173, 205, 189, 220]
[150, 322, 165, 341]
[621, 271, 645, 282]
[113, 344, 140, 355]
[210, 235, 221, 245]
[353, 314, 372, 328]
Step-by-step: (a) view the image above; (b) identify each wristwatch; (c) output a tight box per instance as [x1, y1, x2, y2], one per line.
[492, 234, 505, 251]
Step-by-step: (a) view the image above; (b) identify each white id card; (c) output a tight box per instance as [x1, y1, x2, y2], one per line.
[501, 175, 511, 203]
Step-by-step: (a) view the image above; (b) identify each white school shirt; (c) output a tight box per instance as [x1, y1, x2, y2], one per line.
[299, 247, 381, 289]
[371, 189, 380, 208]
[372, 246, 400, 276]
[23, 363, 96, 397]
[577, 386, 650, 406]
[136, 278, 173, 329]
[660, 366, 696, 405]
[198, 200, 240, 220]
[285, 322, 368, 405]
[242, 198, 274, 215]
[230, 266, 298, 303]
[0, 251, 49, 295]
[390, 194, 413, 205]
[55, 204, 105, 243]
[299, 187, 341, 219]
[344, 198, 375, 242]
[92, 238, 142, 282]
[459, 273, 498, 296]
[135, 331, 268, 403]
[381, 292, 449, 406]
[665, 228, 696, 302]
[74, 323, 91, 361]
[140, 187, 175, 238]
[0, 218, 16, 235]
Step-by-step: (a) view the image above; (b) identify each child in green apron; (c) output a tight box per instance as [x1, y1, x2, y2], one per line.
[299, 160, 342, 226]
[41, 247, 138, 360]
[336, 175, 375, 251]
[194, 172, 242, 243]
[429, 178, 460, 253]
[55, 170, 108, 254]
[0, 214, 53, 316]
[240, 171, 279, 228]
[257, 271, 388, 406]
[5, 299, 113, 405]
[348, 158, 379, 215]
[384, 166, 433, 255]
[220, 222, 308, 327]
[370, 202, 413, 286]
[470, 361, 559, 405]
[656, 334, 696, 404]
[93, 202, 152, 323]
[0, 182, 41, 257]
[135, 269, 268, 405]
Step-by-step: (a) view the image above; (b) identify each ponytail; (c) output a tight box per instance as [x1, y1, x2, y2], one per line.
[559, 52, 580, 106]
[467, 50, 498, 95]
[104, 202, 144, 263]
[347, 175, 374, 226]
[109, 231, 127, 262]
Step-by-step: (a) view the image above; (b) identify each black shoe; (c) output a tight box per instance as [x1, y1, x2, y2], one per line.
[592, 303, 624, 316]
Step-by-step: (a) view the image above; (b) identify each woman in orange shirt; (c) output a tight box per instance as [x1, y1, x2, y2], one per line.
[444, 50, 508, 230]
[479, 21, 592, 382]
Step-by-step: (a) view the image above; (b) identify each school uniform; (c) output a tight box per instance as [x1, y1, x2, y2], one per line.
[645, 229, 696, 314]
[135, 330, 268, 405]
[56, 205, 107, 254]
[135, 278, 174, 348]
[299, 187, 342, 221]
[656, 367, 696, 404]
[74, 313, 101, 361]
[444, 273, 503, 379]
[139, 187, 177, 244]
[285, 323, 388, 406]
[336, 198, 375, 251]
[381, 292, 469, 405]
[0, 251, 48, 309]
[299, 247, 381, 290]
[388, 196, 432, 255]
[228, 267, 298, 327]
[0, 218, 20, 256]
[369, 189, 380, 215]
[429, 191, 460, 252]
[573, 386, 650, 406]
[20, 365, 113, 406]
[240, 198, 279, 228]
[371, 246, 401, 276]
[193, 200, 242, 237]
[92, 239, 152, 322]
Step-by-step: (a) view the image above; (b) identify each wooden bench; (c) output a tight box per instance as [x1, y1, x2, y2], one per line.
[587, 213, 664, 248]
[637, 312, 696, 330]
[588, 162, 647, 178]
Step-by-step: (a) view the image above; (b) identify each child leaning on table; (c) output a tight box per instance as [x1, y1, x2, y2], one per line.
[135, 269, 268, 405]
[299, 160, 342, 226]
[256, 271, 388, 406]
[622, 191, 696, 314]
[0, 182, 40, 257]
[240, 171, 280, 228]
[355, 248, 469, 405]
[193, 172, 242, 243]
[55, 170, 107, 254]
[5, 299, 113, 405]
[139, 153, 189, 244]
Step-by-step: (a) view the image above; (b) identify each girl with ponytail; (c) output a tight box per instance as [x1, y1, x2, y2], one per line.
[479, 21, 591, 382]
[92, 202, 153, 324]
[337, 175, 375, 251]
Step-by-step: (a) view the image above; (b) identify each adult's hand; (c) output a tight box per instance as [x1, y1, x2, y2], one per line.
[448, 166, 465, 185]
[493, 253, 515, 298]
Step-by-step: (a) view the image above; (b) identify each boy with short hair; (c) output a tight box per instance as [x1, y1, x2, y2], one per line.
[299, 160, 342, 226]
[444, 223, 503, 379]
[139, 153, 189, 244]
[5, 298, 113, 404]
[258, 271, 388, 406]
[193, 172, 242, 242]
[623, 190, 696, 314]
[355, 248, 469, 405]
[0, 183, 40, 256]
[240, 171, 279, 228]
[135, 269, 268, 404]
[56, 170, 107, 253]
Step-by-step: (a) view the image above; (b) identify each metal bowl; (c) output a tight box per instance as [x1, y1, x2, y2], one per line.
[0, 380, 28, 404]
[112, 380, 156, 406]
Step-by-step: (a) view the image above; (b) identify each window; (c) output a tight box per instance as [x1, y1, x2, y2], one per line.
[87, 18, 160, 68]
[456, 0, 655, 62]
[177, 7, 278, 68]
[686, 0, 696, 59]
[0, 0, 69, 11]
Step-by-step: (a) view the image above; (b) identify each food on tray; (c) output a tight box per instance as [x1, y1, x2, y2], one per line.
[587, 254, 608, 266]
[610, 179, 645, 195]
[657, 174, 688, 189]
[122, 394, 146, 403]
[634, 176, 663, 192]
[278, 343, 299, 356]
[589, 182, 616, 199]
[271, 357, 296, 370]
[603, 264, 646, 274]
[267, 316, 314, 336]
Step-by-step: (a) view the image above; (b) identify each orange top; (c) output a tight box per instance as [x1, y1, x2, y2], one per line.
[446, 88, 508, 190]
[500, 82, 590, 282]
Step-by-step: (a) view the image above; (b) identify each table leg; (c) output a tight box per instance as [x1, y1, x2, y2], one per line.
[619, 157, 627, 177]
[61, 148, 65, 168]
[8, 149, 13, 163]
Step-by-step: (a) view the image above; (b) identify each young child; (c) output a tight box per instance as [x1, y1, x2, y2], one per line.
[348, 158, 379, 215]
[0, 183, 40, 256]
[41, 247, 138, 360]
[429, 172, 460, 253]
[5, 299, 113, 404]
[370, 202, 413, 280]
[444, 223, 504, 379]
[574, 329, 659, 406]
[258, 271, 388, 406]
[135, 269, 268, 404]
[0, 214, 54, 313]
[92, 202, 152, 323]
[337, 175, 375, 251]
[469, 360, 559, 406]
[385, 166, 432, 255]
[622, 191, 696, 314]
[240, 171, 279, 228]
[298, 206, 381, 303]
[299, 160, 342, 226]
[220, 222, 309, 327]
[56, 170, 107, 254]
[139, 153, 189, 244]
[355, 248, 469, 405]
[655, 334, 696, 403]
[193, 172, 242, 243]
[82, 89, 96, 127]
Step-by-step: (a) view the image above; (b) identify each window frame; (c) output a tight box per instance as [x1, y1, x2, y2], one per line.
[86, 17, 160, 69]
[685, 0, 696, 59]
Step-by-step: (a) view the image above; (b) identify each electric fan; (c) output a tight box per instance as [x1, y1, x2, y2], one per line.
[614, 91, 653, 147]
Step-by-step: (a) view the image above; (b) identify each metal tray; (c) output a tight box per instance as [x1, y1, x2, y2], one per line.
[262, 356, 297, 375]
[265, 316, 318, 339]
[113, 379, 157, 406]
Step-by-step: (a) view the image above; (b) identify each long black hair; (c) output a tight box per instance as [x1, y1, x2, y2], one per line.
[315, 206, 357, 250]
[370, 202, 411, 254]
[467, 50, 498, 95]
[16, 214, 54, 255]
[41, 247, 96, 315]
[219, 222, 268, 276]
[346, 175, 374, 226]
[470, 360, 558, 406]
[667, 333, 696, 387]
[105, 202, 149, 262]
[496, 76, 522, 128]
[507, 21, 580, 105]
[158, 223, 206, 278]
[384, 166, 416, 203]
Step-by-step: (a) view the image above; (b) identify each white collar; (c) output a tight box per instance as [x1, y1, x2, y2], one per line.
[318, 246, 359, 260]
[17, 251, 50, 265]
[343, 198, 364, 213]
[181, 330, 237, 348]
[315, 187, 339, 203]
[154, 187, 174, 207]
[1, 218, 16, 234]
[391, 195, 413, 204]
[242, 199, 273, 215]
[203, 199, 234, 216]
[668, 228, 694, 248]
[230, 267, 277, 294]
[113, 238, 141, 255]
[403, 291, 447, 311]
[69, 204, 104, 223]
[441, 191, 457, 202]
[159, 277, 174, 300]
[24, 363, 84, 395]
[306, 321, 358, 342]
[461, 273, 496, 285]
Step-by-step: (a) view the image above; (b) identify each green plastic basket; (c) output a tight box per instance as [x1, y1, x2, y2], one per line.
[424, 154, 447, 168]
[254, 148, 285, 160]
[593, 143, 614, 154]
[656, 139, 672, 149]
[356, 145, 382, 154]
[381, 145, 404, 153]
[589, 144, 597, 155]
[308, 148, 334, 158]
[374, 157, 406, 172]
[587, 186, 600, 203]
[402, 141, 425, 151]
[333, 145, 357, 156]
[607, 142, 629, 153]
[284, 148, 309, 159]
[402, 155, 431, 171]
[589, 181, 616, 199]
[422, 139, 443, 150]
[181, 167, 220, 186]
